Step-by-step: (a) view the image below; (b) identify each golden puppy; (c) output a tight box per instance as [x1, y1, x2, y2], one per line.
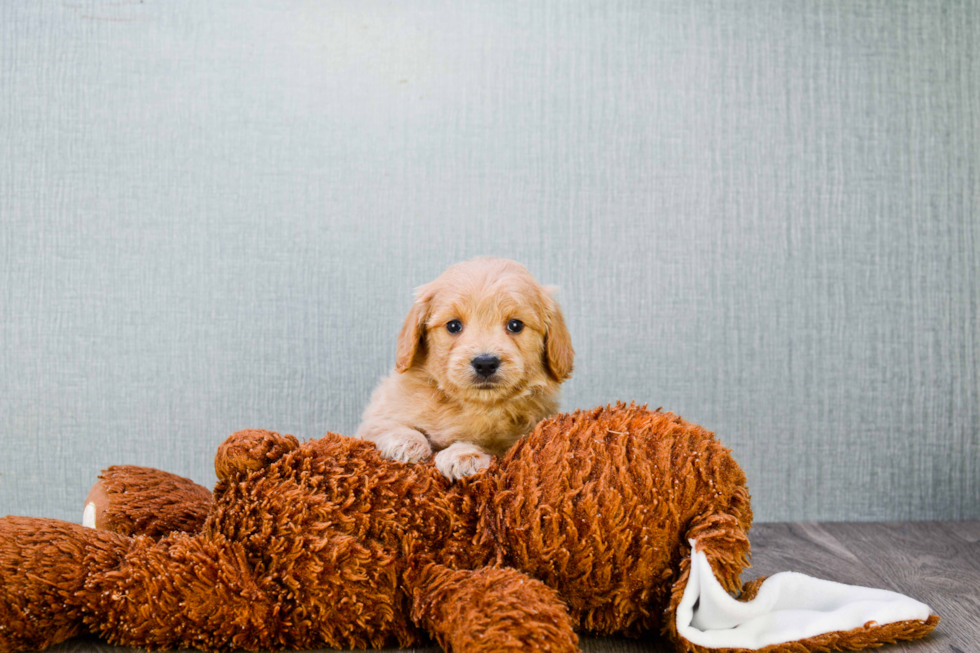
[356, 257, 574, 480]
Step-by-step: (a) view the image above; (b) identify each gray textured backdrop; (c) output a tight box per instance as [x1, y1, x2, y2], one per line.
[1, 0, 977, 524]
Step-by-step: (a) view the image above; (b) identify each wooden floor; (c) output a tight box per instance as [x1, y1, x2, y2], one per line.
[49, 521, 978, 653]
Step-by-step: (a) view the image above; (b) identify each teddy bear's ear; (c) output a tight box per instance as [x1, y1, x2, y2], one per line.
[395, 283, 434, 373]
[543, 292, 574, 382]
[83, 466, 212, 537]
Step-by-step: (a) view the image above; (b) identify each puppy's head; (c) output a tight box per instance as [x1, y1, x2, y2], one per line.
[396, 257, 573, 402]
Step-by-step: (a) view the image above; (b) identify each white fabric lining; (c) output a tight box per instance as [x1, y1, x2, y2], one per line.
[675, 538, 932, 650]
[82, 502, 97, 528]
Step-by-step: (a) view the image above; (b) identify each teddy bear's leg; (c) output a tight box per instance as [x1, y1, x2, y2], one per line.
[407, 563, 579, 653]
[664, 514, 938, 653]
[658, 513, 751, 652]
[0, 516, 130, 653]
[83, 465, 212, 537]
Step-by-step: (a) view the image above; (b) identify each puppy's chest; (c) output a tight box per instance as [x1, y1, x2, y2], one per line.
[422, 402, 531, 452]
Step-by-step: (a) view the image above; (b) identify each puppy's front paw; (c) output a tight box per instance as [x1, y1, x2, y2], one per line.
[434, 442, 493, 481]
[377, 428, 433, 463]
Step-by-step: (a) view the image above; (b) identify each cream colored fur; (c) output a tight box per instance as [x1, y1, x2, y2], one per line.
[356, 257, 574, 480]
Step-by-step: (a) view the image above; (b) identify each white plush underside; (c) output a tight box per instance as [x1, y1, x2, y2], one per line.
[82, 501, 97, 528]
[676, 539, 931, 650]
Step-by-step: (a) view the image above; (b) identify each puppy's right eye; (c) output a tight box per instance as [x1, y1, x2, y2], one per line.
[446, 319, 463, 334]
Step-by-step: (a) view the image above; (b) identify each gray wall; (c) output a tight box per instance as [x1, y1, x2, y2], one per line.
[1, 0, 977, 524]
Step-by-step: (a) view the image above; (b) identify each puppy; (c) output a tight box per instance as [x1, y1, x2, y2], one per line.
[356, 257, 574, 480]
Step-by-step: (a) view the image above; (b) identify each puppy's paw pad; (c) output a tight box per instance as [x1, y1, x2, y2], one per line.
[380, 431, 433, 463]
[435, 446, 493, 481]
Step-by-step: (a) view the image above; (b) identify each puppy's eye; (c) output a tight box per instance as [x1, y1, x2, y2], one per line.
[446, 319, 463, 334]
[506, 319, 524, 334]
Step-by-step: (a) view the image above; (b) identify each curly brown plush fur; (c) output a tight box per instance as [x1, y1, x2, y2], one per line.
[84, 466, 212, 537]
[0, 404, 937, 653]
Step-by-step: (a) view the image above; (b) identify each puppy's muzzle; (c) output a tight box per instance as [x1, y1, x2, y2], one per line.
[471, 354, 500, 379]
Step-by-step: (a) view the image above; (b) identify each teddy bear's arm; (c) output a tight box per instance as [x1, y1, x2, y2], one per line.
[82, 465, 212, 537]
[0, 516, 131, 652]
[407, 562, 579, 653]
[214, 429, 301, 482]
[0, 514, 287, 653]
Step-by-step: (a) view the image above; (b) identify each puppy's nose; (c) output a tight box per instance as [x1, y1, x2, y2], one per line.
[471, 354, 500, 378]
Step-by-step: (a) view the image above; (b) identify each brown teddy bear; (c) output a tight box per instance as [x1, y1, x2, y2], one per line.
[0, 404, 937, 653]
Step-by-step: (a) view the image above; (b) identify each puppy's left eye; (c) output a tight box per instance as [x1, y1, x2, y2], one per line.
[506, 319, 524, 334]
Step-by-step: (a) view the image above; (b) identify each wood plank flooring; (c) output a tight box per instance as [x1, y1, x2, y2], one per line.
[40, 521, 979, 653]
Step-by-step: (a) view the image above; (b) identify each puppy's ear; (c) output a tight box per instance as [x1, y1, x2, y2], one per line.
[395, 284, 434, 373]
[543, 291, 574, 381]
